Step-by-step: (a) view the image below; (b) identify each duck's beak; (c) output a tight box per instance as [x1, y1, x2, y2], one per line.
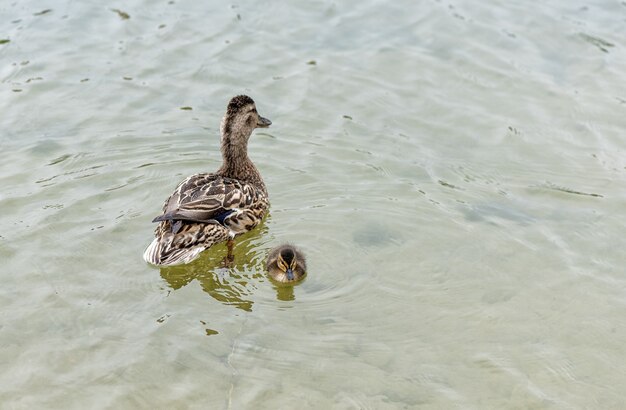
[257, 116, 272, 128]
[286, 268, 294, 281]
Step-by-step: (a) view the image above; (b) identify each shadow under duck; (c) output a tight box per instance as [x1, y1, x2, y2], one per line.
[144, 95, 271, 266]
[266, 244, 307, 283]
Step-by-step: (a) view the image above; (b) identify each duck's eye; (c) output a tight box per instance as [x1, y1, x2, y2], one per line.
[290, 259, 297, 270]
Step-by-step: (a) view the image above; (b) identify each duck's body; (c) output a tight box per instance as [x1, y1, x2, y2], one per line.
[144, 95, 271, 266]
[266, 244, 307, 283]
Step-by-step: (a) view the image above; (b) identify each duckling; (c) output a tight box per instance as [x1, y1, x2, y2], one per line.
[266, 244, 307, 283]
[144, 95, 272, 266]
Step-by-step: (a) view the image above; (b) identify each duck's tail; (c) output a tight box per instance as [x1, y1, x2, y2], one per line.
[143, 222, 232, 266]
[143, 237, 207, 266]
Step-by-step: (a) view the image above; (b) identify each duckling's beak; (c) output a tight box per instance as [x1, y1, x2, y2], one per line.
[286, 268, 294, 281]
[257, 116, 272, 128]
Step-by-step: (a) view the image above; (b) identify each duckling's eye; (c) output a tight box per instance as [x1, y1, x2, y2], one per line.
[289, 259, 297, 270]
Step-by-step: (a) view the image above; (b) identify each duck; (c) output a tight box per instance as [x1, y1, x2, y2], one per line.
[266, 244, 307, 283]
[143, 95, 272, 266]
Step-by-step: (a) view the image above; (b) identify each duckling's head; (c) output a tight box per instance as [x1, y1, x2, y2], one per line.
[220, 95, 271, 144]
[267, 245, 307, 283]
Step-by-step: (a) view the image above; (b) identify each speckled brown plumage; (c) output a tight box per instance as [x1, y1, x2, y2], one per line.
[144, 95, 271, 266]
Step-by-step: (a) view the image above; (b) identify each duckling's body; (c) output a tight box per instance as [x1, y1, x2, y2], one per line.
[266, 244, 307, 283]
[144, 95, 271, 266]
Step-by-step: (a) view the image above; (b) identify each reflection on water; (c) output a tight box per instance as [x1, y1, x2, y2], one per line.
[273, 285, 295, 301]
[157, 221, 307, 309]
[269, 277, 307, 302]
[159, 225, 268, 312]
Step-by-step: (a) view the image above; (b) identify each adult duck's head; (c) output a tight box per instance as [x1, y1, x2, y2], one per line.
[266, 244, 307, 283]
[220, 95, 271, 145]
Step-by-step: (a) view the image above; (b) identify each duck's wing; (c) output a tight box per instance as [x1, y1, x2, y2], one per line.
[152, 173, 266, 225]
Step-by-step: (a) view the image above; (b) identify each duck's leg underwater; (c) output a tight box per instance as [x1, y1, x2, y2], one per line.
[226, 238, 235, 257]
[221, 238, 235, 267]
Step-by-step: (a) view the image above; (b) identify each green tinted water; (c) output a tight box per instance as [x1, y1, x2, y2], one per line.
[2, 0, 626, 408]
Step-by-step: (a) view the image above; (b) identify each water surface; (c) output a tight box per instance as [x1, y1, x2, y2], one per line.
[1, 0, 626, 408]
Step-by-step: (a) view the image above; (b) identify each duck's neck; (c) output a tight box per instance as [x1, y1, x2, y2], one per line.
[217, 131, 267, 195]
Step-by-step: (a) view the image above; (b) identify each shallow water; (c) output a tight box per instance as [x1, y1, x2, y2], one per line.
[2, 0, 626, 408]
